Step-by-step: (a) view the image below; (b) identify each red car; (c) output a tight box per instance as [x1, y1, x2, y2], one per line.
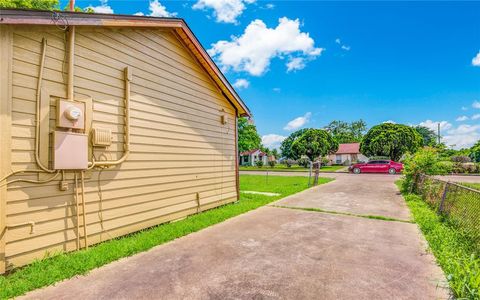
[349, 160, 403, 174]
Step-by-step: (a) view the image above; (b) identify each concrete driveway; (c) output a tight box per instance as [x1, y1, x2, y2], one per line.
[276, 174, 411, 221]
[22, 174, 449, 300]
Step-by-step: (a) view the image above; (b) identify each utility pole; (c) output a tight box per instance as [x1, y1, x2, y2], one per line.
[437, 122, 441, 145]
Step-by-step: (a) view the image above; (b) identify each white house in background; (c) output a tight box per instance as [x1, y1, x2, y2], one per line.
[328, 143, 368, 165]
[240, 149, 269, 166]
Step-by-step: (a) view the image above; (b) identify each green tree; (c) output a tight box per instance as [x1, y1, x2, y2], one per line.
[280, 128, 310, 159]
[360, 123, 422, 161]
[414, 125, 438, 146]
[63, 3, 94, 12]
[324, 119, 367, 144]
[270, 148, 279, 159]
[0, 0, 58, 9]
[470, 140, 480, 162]
[290, 129, 338, 161]
[238, 117, 261, 153]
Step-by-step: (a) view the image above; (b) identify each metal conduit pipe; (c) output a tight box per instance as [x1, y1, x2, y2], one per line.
[74, 172, 81, 250]
[35, 38, 56, 173]
[67, 26, 75, 102]
[5, 221, 35, 234]
[89, 67, 131, 168]
[80, 171, 88, 249]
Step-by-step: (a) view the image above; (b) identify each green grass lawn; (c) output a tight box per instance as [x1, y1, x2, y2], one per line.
[240, 164, 346, 172]
[397, 181, 480, 299]
[0, 175, 332, 299]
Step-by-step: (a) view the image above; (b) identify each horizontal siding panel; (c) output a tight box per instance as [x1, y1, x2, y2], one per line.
[10, 160, 235, 172]
[7, 176, 236, 202]
[13, 72, 66, 96]
[102, 30, 210, 83]
[78, 31, 218, 97]
[7, 183, 236, 217]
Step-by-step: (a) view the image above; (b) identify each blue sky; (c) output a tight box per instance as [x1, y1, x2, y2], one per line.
[63, 0, 480, 149]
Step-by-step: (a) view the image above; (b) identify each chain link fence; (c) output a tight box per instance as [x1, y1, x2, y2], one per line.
[414, 175, 480, 249]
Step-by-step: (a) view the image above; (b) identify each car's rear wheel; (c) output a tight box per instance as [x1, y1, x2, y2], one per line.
[388, 168, 396, 175]
[353, 167, 361, 174]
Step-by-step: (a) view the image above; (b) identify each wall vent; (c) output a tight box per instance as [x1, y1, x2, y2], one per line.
[91, 128, 112, 147]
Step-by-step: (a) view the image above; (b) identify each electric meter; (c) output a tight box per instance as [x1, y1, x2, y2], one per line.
[64, 106, 82, 121]
[56, 99, 86, 129]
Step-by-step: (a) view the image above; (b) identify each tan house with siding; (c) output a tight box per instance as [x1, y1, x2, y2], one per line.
[0, 9, 250, 273]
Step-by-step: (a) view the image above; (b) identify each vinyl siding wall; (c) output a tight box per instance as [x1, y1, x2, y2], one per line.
[0, 25, 237, 271]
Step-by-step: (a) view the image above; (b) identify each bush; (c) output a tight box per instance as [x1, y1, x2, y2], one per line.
[297, 156, 311, 168]
[402, 147, 445, 190]
[255, 160, 264, 167]
[452, 162, 479, 174]
[282, 159, 296, 168]
[268, 160, 276, 167]
[436, 161, 453, 174]
[451, 155, 472, 163]
[320, 157, 330, 166]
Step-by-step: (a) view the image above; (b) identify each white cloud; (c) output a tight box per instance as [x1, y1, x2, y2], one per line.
[208, 17, 323, 76]
[87, 0, 114, 14]
[284, 112, 311, 131]
[418, 120, 452, 132]
[383, 120, 396, 124]
[232, 78, 250, 89]
[148, 0, 177, 17]
[286, 57, 306, 72]
[192, 0, 255, 24]
[134, 12, 144, 16]
[443, 124, 480, 149]
[472, 51, 480, 67]
[472, 114, 480, 120]
[456, 115, 469, 121]
[461, 106, 468, 111]
[264, 3, 275, 9]
[262, 134, 286, 149]
[273, 87, 281, 92]
[335, 38, 350, 51]
[473, 100, 480, 109]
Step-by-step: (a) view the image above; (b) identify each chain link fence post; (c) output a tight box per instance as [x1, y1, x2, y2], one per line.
[438, 181, 449, 214]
